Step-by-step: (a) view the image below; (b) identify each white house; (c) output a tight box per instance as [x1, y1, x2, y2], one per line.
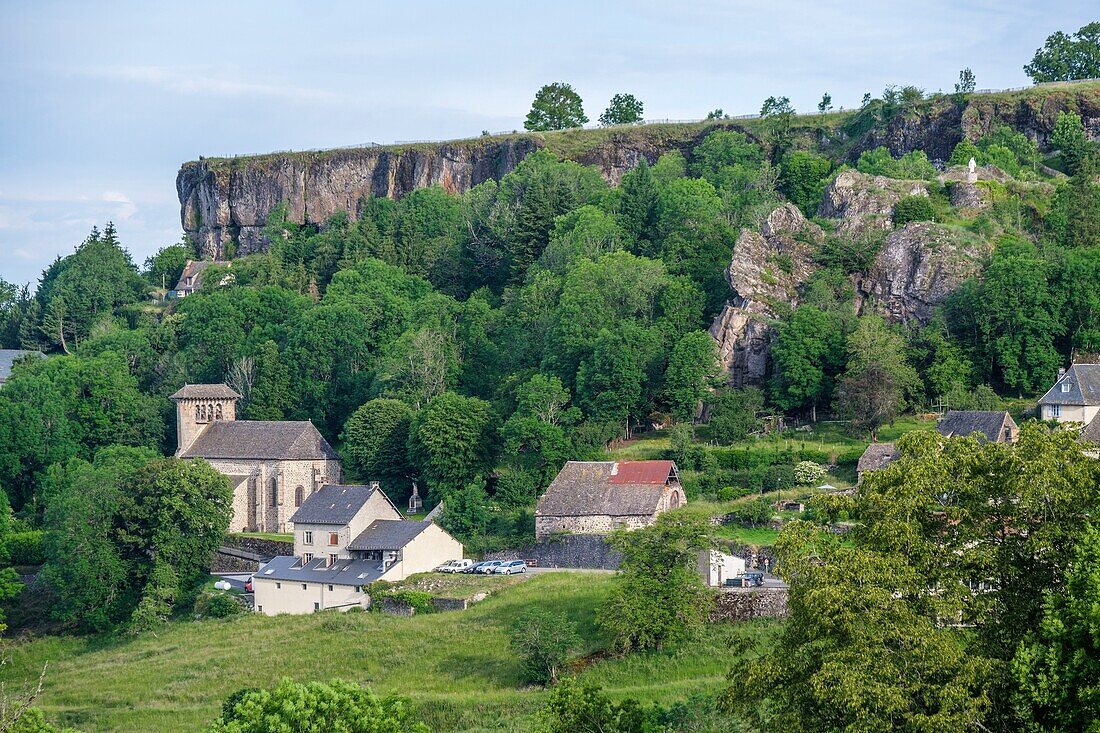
[1038, 364, 1100, 425]
[698, 550, 746, 587]
[253, 485, 463, 616]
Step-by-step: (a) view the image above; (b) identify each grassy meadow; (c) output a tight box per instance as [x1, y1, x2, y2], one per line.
[3, 572, 771, 732]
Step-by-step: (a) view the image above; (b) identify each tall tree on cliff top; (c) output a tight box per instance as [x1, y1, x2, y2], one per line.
[1024, 22, 1100, 82]
[524, 83, 588, 131]
[599, 93, 644, 126]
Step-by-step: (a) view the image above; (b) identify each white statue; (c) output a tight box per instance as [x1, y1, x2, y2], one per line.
[967, 157, 977, 183]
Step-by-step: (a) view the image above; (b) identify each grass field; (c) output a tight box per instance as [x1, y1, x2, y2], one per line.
[2, 573, 771, 732]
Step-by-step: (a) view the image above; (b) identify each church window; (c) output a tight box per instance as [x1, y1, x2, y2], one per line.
[294, 486, 304, 507]
[215, 403, 223, 420]
[194, 405, 201, 421]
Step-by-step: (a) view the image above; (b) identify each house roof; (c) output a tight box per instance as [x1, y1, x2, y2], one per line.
[1082, 414, 1100, 446]
[173, 259, 228, 293]
[290, 484, 390, 526]
[170, 383, 242, 401]
[0, 349, 44, 383]
[348, 520, 432, 552]
[180, 420, 338, 460]
[535, 461, 679, 517]
[256, 555, 383, 587]
[1039, 364, 1100, 406]
[936, 411, 1017, 442]
[857, 443, 899, 473]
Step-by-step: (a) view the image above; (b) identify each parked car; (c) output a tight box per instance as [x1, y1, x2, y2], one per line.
[474, 560, 503, 574]
[463, 561, 491, 574]
[244, 575, 253, 593]
[435, 559, 473, 574]
[491, 560, 527, 575]
[742, 572, 764, 587]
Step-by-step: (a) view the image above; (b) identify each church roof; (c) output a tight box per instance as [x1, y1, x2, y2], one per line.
[535, 461, 679, 518]
[936, 411, 1017, 443]
[170, 383, 242, 401]
[180, 420, 337, 461]
[290, 484, 394, 525]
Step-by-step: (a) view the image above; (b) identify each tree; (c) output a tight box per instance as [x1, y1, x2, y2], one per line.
[779, 151, 832, 216]
[208, 678, 427, 732]
[706, 387, 763, 443]
[760, 96, 795, 149]
[770, 305, 847, 420]
[1024, 22, 1100, 82]
[406, 391, 497, 502]
[538, 679, 655, 733]
[836, 315, 920, 438]
[341, 399, 414, 486]
[524, 83, 588, 131]
[817, 92, 832, 114]
[143, 244, 191, 289]
[599, 93, 644, 126]
[617, 160, 661, 257]
[663, 331, 719, 422]
[793, 461, 826, 486]
[955, 67, 976, 95]
[1012, 523, 1100, 731]
[1050, 110, 1090, 174]
[509, 608, 580, 685]
[598, 513, 711, 652]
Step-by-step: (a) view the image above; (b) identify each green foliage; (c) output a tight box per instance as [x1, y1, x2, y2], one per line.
[509, 607, 580, 685]
[144, 244, 192, 288]
[793, 460, 826, 486]
[1048, 148, 1100, 250]
[598, 93, 644, 126]
[836, 315, 921, 438]
[956, 67, 976, 95]
[524, 82, 588, 131]
[438, 479, 491, 538]
[0, 566, 24, 634]
[706, 387, 764, 444]
[728, 496, 773, 527]
[1051, 112, 1090, 174]
[208, 677, 427, 732]
[598, 513, 711, 652]
[340, 398, 414, 491]
[407, 391, 497, 502]
[539, 678, 656, 733]
[1024, 22, 1100, 82]
[779, 151, 832, 216]
[893, 195, 936, 226]
[949, 138, 981, 167]
[770, 304, 848, 415]
[760, 95, 795, 149]
[198, 591, 245, 619]
[856, 147, 937, 180]
[663, 331, 720, 422]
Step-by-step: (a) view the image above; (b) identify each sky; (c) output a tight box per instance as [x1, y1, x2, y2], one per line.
[0, 0, 1095, 286]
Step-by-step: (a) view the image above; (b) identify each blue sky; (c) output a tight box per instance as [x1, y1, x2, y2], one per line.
[0, 1, 1094, 286]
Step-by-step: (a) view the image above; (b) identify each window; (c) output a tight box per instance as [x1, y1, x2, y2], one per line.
[1052, 404, 1062, 418]
[294, 486, 304, 507]
[314, 602, 320, 611]
[303, 553, 313, 563]
[329, 532, 339, 546]
[270, 477, 278, 506]
[304, 531, 313, 545]
[1062, 382, 1072, 393]
[276, 582, 281, 589]
[328, 584, 334, 591]
[257, 606, 262, 612]
[302, 583, 307, 590]
[355, 585, 362, 593]
[328, 554, 338, 567]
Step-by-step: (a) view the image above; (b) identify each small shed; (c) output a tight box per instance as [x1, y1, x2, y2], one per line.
[699, 550, 746, 587]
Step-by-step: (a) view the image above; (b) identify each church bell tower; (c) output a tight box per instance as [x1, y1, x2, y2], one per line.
[169, 383, 242, 456]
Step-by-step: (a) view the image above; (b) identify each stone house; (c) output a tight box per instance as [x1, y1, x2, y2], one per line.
[170, 384, 343, 533]
[253, 484, 462, 616]
[171, 259, 229, 297]
[1039, 364, 1100, 426]
[534, 460, 686, 541]
[856, 443, 899, 483]
[935, 410, 1018, 443]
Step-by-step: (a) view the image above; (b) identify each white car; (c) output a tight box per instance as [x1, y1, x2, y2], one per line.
[474, 560, 503, 574]
[491, 560, 527, 575]
[435, 559, 473, 574]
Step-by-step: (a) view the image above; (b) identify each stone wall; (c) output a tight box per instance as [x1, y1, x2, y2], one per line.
[710, 588, 789, 622]
[222, 534, 293, 559]
[535, 513, 656, 541]
[486, 534, 623, 570]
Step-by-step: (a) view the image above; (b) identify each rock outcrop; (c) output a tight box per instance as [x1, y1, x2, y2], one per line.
[854, 222, 990, 323]
[817, 170, 928, 238]
[710, 204, 822, 386]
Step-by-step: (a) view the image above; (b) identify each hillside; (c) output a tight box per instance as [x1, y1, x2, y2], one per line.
[3, 573, 758, 732]
[177, 80, 1100, 259]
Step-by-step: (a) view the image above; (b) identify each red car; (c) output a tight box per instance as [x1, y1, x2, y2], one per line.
[244, 576, 254, 593]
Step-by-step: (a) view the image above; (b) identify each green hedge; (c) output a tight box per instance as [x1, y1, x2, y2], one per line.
[2, 531, 44, 566]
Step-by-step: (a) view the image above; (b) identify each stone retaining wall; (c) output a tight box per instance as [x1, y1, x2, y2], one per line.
[485, 534, 622, 569]
[710, 588, 789, 622]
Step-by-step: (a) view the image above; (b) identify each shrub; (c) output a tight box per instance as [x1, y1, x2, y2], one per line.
[729, 497, 774, 527]
[794, 461, 827, 486]
[779, 151, 832, 216]
[205, 593, 244, 619]
[509, 608, 580, 685]
[2, 531, 44, 566]
[893, 195, 935, 226]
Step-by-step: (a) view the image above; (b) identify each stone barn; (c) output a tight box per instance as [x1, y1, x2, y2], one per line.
[534, 460, 686, 541]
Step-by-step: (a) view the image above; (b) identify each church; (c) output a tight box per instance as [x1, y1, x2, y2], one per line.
[170, 384, 343, 533]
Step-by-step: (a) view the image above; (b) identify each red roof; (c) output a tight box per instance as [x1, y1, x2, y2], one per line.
[608, 460, 674, 485]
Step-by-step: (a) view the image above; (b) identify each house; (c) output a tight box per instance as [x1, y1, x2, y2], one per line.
[534, 460, 686, 541]
[170, 384, 343, 533]
[252, 484, 463, 616]
[936, 410, 1018, 443]
[1038, 364, 1100, 425]
[856, 443, 898, 482]
[1081, 415, 1100, 452]
[699, 550, 746, 587]
[288, 483, 403, 563]
[0, 349, 44, 389]
[171, 259, 230, 297]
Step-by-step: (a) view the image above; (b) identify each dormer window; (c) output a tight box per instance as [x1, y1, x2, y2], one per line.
[1061, 382, 1071, 393]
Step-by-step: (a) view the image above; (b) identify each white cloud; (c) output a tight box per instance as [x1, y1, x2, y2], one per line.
[86, 65, 347, 106]
[102, 190, 137, 220]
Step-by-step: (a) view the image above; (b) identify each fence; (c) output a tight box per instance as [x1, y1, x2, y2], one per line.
[206, 77, 1099, 160]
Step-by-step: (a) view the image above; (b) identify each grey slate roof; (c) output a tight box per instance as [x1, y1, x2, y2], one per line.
[256, 555, 383, 586]
[1039, 364, 1100, 406]
[857, 443, 899, 474]
[0, 349, 44, 383]
[170, 383, 242, 400]
[290, 484, 387, 525]
[1082, 415, 1100, 447]
[348, 520, 431, 551]
[936, 411, 1017, 443]
[180, 420, 338, 460]
[535, 461, 676, 517]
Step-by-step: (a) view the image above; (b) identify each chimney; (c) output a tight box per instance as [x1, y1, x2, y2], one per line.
[1059, 367, 1067, 379]
[369, 480, 380, 491]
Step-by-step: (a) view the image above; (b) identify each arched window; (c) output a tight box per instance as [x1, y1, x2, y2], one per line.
[194, 404, 201, 421]
[294, 486, 304, 507]
[270, 477, 278, 506]
[215, 403, 223, 420]
[669, 491, 681, 509]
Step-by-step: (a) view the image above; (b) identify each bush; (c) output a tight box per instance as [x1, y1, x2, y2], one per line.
[206, 593, 244, 619]
[2, 531, 44, 566]
[857, 147, 936, 180]
[779, 151, 832, 216]
[510, 608, 580, 685]
[893, 195, 935, 226]
[794, 461, 827, 486]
